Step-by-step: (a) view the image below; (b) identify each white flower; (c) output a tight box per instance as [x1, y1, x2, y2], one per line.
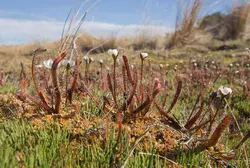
[83, 56, 89, 61]
[43, 59, 53, 69]
[235, 71, 240, 74]
[89, 57, 94, 63]
[159, 64, 163, 69]
[174, 65, 178, 71]
[61, 59, 75, 68]
[99, 60, 103, 64]
[131, 64, 135, 70]
[235, 63, 240, 67]
[245, 48, 250, 53]
[229, 63, 233, 67]
[211, 61, 215, 64]
[166, 64, 169, 67]
[194, 63, 197, 67]
[246, 64, 250, 67]
[35, 64, 43, 68]
[108, 49, 119, 58]
[140, 52, 148, 59]
[218, 86, 232, 96]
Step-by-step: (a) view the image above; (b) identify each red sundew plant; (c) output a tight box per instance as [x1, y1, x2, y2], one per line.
[80, 51, 166, 123]
[16, 50, 66, 114]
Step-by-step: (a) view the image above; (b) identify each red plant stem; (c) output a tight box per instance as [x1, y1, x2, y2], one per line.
[67, 56, 81, 104]
[140, 59, 144, 84]
[154, 102, 182, 130]
[65, 68, 69, 105]
[20, 62, 26, 81]
[140, 85, 144, 103]
[187, 94, 200, 122]
[100, 63, 104, 89]
[113, 60, 117, 107]
[190, 120, 210, 132]
[140, 59, 144, 102]
[31, 52, 41, 94]
[166, 78, 182, 113]
[51, 88, 54, 111]
[51, 51, 67, 114]
[85, 61, 89, 85]
[105, 114, 110, 141]
[185, 101, 204, 130]
[31, 50, 51, 111]
[121, 68, 138, 112]
[21, 79, 27, 92]
[25, 94, 48, 110]
[107, 72, 114, 96]
[115, 112, 122, 149]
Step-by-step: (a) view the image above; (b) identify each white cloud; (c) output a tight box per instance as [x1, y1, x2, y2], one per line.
[0, 18, 173, 45]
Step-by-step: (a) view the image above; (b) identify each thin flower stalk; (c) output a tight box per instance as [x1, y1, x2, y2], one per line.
[113, 58, 118, 107]
[31, 49, 51, 112]
[67, 56, 81, 104]
[65, 64, 70, 105]
[99, 60, 104, 89]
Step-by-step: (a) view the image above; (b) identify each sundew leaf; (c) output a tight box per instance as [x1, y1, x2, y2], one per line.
[166, 78, 182, 114]
[206, 115, 232, 147]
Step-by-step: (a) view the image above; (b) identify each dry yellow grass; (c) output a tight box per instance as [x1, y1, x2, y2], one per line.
[167, 0, 203, 49]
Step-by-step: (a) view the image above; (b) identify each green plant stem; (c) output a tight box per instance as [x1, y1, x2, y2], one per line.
[100, 64, 104, 89]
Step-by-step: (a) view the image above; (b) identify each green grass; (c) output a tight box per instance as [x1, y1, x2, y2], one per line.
[0, 84, 17, 94]
[0, 114, 249, 167]
[0, 119, 175, 168]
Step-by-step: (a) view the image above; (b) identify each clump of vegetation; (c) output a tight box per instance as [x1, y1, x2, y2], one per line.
[166, 0, 202, 49]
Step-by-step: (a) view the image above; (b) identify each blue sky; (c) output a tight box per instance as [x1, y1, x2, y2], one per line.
[0, 0, 241, 45]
